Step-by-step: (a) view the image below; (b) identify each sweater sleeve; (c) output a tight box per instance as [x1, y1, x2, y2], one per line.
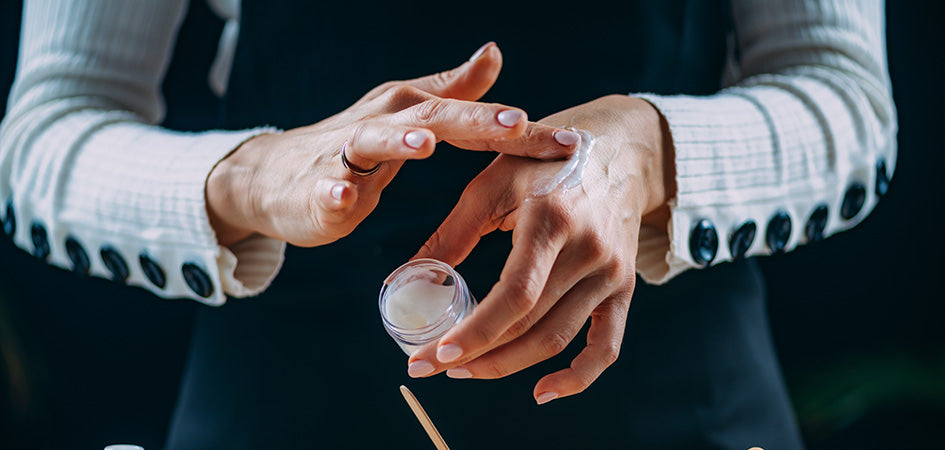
[635, 0, 896, 283]
[0, 0, 286, 305]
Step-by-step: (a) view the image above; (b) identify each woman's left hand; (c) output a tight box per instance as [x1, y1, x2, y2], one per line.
[408, 95, 675, 404]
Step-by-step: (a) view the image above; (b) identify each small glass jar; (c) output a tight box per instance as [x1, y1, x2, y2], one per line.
[379, 258, 477, 355]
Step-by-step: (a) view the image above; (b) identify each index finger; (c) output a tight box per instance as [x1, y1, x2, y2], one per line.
[390, 99, 577, 160]
[427, 206, 570, 365]
[449, 123, 580, 160]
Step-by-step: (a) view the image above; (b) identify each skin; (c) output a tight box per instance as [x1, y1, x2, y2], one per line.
[407, 94, 677, 405]
[206, 43, 579, 247]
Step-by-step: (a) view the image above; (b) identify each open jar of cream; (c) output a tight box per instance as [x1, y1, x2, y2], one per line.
[379, 258, 477, 354]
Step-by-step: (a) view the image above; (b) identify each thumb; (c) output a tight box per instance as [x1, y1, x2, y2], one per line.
[403, 42, 502, 101]
[309, 178, 359, 241]
[413, 182, 504, 266]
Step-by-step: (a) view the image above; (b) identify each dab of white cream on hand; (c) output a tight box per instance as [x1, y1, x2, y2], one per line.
[534, 128, 595, 196]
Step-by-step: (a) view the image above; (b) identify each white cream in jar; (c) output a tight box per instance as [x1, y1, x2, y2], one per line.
[379, 259, 477, 354]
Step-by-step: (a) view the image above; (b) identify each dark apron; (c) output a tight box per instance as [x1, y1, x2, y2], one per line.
[166, 1, 804, 448]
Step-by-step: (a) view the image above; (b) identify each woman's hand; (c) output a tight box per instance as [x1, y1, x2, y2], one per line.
[407, 95, 676, 404]
[206, 43, 580, 247]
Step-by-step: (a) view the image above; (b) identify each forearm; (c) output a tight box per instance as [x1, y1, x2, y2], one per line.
[1, 0, 285, 304]
[636, 0, 896, 283]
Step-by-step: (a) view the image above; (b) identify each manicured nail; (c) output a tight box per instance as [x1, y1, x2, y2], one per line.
[436, 343, 464, 363]
[446, 367, 473, 379]
[404, 130, 428, 149]
[408, 360, 435, 378]
[554, 130, 580, 146]
[330, 183, 346, 201]
[469, 42, 493, 62]
[496, 110, 524, 128]
[536, 392, 558, 405]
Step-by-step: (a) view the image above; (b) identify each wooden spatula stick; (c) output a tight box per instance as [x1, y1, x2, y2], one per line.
[400, 385, 450, 450]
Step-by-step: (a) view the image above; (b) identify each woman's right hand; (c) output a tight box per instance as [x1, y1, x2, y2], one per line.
[206, 43, 580, 247]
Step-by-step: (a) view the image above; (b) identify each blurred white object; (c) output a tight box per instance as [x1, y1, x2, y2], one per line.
[104, 445, 144, 450]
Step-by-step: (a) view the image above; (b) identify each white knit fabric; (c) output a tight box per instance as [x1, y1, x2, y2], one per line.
[637, 0, 896, 283]
[0, 0, 895, 304]
[0, 0, 284, 305]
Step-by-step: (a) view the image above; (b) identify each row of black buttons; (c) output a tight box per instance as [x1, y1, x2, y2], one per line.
[1, 200, 214, 298]
[689, 159, 889, 267]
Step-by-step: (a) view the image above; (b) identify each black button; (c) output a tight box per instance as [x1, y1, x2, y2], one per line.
[875, 159, 890, 197]
[841, 183, 867, 220]
[182, 263, 214, 298]
[65, 237, 90, 275]
[100, 246, 129, 282]
[30, 223, 50, 260]
[729, 221, 757, 260]
[765, 211, 792, 253]
[139, 254, 167, 289]
[3, 200, 15, 237]
[689, 219, 718, 267]
[805, 204, 829, 243]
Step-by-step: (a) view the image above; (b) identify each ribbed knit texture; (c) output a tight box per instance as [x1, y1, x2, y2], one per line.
[637, 0, 896, 283]
[0, 0, 283, 305]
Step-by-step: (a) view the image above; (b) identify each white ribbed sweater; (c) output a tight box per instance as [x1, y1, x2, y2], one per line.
[0, 0, 897, 305]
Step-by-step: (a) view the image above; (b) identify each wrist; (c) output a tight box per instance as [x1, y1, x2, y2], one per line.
[594, 95, 675, 224]
[637, 97, 676, 227]
[206, 134, 270, 246]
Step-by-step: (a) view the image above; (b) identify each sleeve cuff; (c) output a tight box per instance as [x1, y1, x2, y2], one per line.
[635, 88, 891, 285]
[217, 234, 286, 298]
[3, 121, 286, 306]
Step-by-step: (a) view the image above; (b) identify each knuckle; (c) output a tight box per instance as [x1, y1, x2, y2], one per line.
[600, 341, 621, 366]
[472, 322, 497, 347]
[505, 315, 534, 339]
[601, 260, 626, 290]
[385, 84, 425, 110]
[480, 358, 509, 379]
[539, 197, 576, 240]
[348, 122, 369, 149]
[461, 175, 489, 198]
[413, 99, 444, 125]
[431, 70, 456, 94]
[504, 275, 543, 312]
[538, 330, 571, 357]
[462, 103, 492, 129]
[606, 261, 636, 293]
[376, 81, 399, 94]
[364, 81, 397, 101]
[584, 234, 611, 264]
[308, 191, 353, 232]
[419, 229, 447, 258]
[593, 297, 630, 326]
[520, 126, 544, 157]
[573, 372, 595, 393]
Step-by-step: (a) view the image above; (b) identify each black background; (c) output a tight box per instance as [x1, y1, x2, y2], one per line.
[1, 1, 943, 448]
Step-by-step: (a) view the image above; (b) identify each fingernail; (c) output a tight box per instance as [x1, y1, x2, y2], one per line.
[496, 110, 524, 128]
[554, 130, 580, 146]
[436, 343, 464, 363]
[469, 42, 493, 62]
[446, 367, 473, 379]
[536, 392, 558, 405]
[404, 130, 428, 149]
[408, 360, 435, 378]
[330, 183, 346, 201]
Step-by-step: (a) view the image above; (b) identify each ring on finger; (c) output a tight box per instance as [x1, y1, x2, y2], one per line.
[341, 140, 382, 177]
